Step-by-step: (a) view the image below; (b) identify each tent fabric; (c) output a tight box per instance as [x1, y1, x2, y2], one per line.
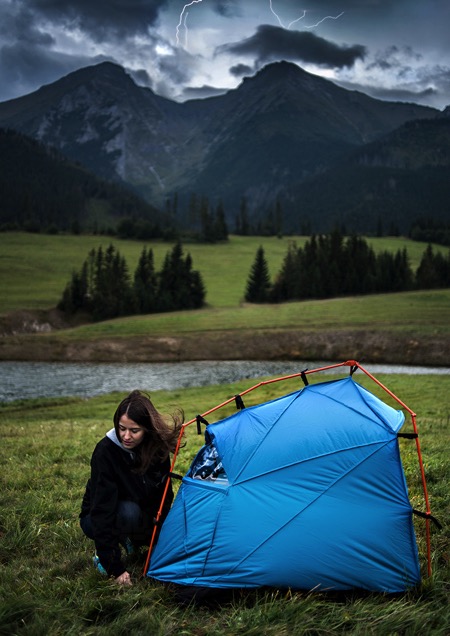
[147, 377, 421, 593]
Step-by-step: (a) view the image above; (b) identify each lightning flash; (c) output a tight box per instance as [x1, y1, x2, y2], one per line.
[269, 1, 344, 30]
[176, 1, 344, 50]
[176, 0, 204, 47]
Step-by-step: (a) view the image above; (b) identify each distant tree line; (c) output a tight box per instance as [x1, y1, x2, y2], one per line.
[234, 196, 283, 237]
[245, 232, 450, 303]
[409, 218, 450, 247]
[58, 242, 205, 321]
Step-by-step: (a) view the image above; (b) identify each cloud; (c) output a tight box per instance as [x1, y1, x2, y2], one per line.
[336, 43, 450, 110]
[229, 63, 254, 78]
[337, 79, 438, 106]
[128, 68, 154, 91]
[22, 0, 169, 41]
[212, 0, 242, 19]
[217, 24, 366, 69]
[182, 84, 228, 99]
[0, 41, 107, 102]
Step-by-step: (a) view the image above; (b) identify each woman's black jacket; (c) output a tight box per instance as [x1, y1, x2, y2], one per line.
[80, 435, 173, 578]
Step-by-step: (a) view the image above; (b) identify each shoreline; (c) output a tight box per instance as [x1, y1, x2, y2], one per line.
[1, 328, 448, 367]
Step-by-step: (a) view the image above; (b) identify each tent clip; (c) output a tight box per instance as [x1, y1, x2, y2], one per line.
[300, 370, 309, 386]
[235, 394, 245, 410]
[196, 414, 209, 435]
[413, 509, 442, 530]
[168, 472, 184, 481]
[398, 433, 418, 439]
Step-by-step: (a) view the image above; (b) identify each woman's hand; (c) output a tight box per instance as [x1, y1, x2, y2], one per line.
[115, 571, 132, 586]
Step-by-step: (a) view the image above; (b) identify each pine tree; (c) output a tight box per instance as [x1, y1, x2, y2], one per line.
[157, 241, 205, 311]
[245, 246, 271, 302]
[270, 242, 299, 301]
[134, 247, 157, 313]
[416, 245, 449, 289]
[214, 200, 229, 241]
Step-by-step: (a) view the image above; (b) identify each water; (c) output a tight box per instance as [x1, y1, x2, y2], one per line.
[1, 360, 448, 403]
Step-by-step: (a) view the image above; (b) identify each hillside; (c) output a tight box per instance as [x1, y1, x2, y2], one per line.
[0, 128, 164, 233]
[0, 233, 448, 366]
[288, 115, 450, 234]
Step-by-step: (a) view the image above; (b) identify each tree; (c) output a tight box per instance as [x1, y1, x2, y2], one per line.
[245, 246, 271, 303]
[416, 245, 450, 289]
[270, 242, 298, 302]
[236, 196, 250, 236]
[134, 247, 157, 313]
[58, 241, 206, 320]
[157, 241, 206, 311]
[214, 200, 229, 241]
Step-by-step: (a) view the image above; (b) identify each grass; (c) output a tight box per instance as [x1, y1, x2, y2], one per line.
[0, 232, 447, 313]
[1, 233, 449, 354]
[0, 370, 449, 635]
[52, 289, 450, 340]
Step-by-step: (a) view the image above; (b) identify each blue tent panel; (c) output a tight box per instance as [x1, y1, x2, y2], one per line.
[148, 377, 420, 592]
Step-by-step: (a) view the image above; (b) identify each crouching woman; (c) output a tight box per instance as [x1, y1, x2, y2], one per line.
[80, 390, 183, 586]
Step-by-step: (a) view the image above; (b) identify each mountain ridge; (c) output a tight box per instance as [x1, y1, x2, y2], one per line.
[0, 60, 445, 233]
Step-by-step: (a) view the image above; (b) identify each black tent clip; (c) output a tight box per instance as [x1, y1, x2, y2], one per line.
[300, 370, 309, 386]
[413, 509, 443, 530]
[196, 414, 209, 435]
[235, 394, 245, 410]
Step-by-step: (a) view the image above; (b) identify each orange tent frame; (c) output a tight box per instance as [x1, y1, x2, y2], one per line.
[143, 360, 434, 579]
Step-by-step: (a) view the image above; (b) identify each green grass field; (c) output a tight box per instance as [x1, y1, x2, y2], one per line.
[0, 371, 448, 635]
[1, 232, 449, 361]
[0, 232, 447, 313]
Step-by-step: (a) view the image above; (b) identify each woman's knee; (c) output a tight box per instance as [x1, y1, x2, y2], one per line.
[116, 501, 143, 528]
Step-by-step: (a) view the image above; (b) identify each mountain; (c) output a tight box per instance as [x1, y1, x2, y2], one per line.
[0, 128, 164, 233]
[289, 113, 450, 234]
[0, 60, 442, 232]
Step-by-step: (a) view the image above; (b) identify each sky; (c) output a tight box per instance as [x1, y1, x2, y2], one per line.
[1, 0, 450, 110]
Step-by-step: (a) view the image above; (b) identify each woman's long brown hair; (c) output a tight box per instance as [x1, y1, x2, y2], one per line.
[113, 390, 183, 474]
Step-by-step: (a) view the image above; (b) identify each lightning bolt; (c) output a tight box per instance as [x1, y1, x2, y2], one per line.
[269, 0, 287, 28]
[176, 1, 344, 49]
[176, 0, 204, 48]
[302, 12, 344, 29]
[269, 1, 344, 30]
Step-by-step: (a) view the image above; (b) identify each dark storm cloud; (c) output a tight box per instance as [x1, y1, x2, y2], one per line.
[229, 63, 254, 78]
[0, 4, 54, 47]
[128, 68, 154, 90]
[212, 0, 242, 19]
[23, 0, 169, 40]
[182, 85, 228, 99]
[337, 79, 438, 107]
[367, 46, 423, 73]
[0, 42, 106, 102]
[218, 24, 366, 69]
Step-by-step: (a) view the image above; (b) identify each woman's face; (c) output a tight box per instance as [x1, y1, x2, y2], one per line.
[118, 414, 146, 449]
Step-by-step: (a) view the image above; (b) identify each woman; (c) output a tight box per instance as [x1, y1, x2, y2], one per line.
[80, 390, 183, 586]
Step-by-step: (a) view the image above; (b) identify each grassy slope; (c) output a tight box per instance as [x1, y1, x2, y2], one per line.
[56, 289, 450, 339]
[1, 233, 448, 366]
[0, 373, 448, 635]
[0, 232, 447, 313]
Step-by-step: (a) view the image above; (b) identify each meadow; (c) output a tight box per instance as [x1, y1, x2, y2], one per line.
[1, 233, 449, 366]
[0, 232, 447, 313]
[0, 370, 449, 635]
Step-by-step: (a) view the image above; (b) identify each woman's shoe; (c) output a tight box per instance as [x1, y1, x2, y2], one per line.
[93, 553, 107, 575]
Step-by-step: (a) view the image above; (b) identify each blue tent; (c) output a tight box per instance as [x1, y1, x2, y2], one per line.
[147, 376, 421, 593]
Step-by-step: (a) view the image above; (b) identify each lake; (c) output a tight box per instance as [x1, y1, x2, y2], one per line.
[1, 360, 448, 403]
